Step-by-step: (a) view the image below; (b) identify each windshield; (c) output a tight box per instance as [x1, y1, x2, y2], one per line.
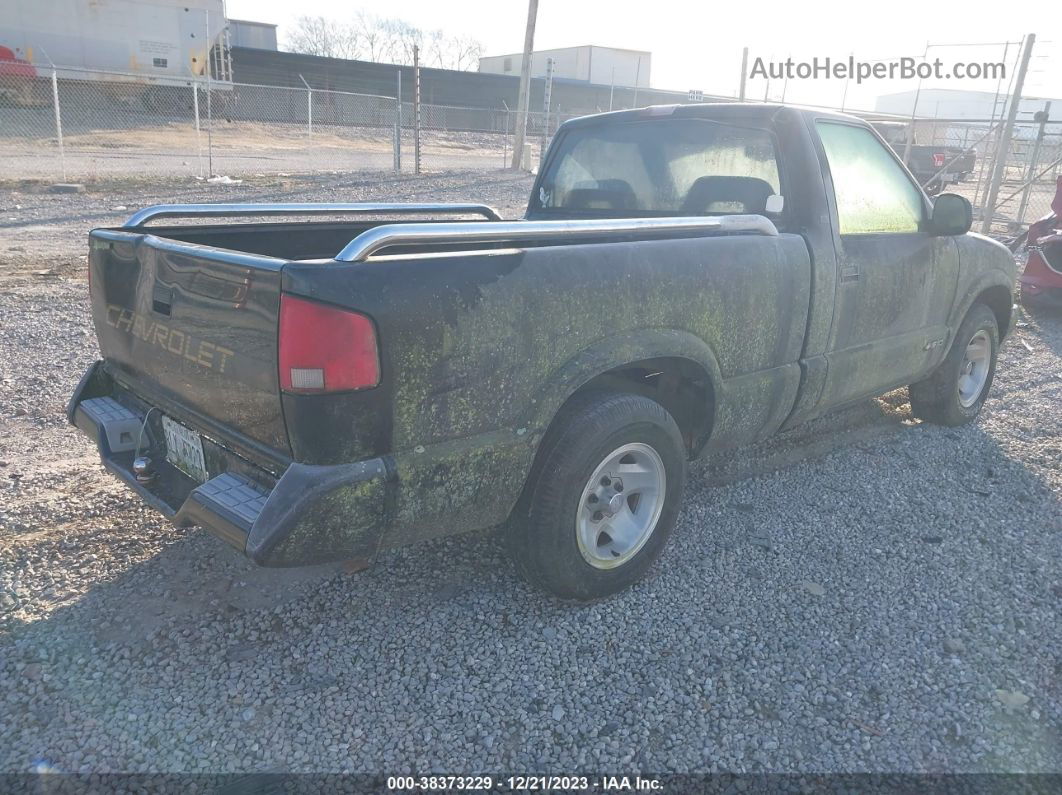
[533, 118, 782, 217]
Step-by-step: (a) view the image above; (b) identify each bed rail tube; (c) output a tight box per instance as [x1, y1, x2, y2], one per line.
[122, 202, 502, 227]
[333, 214, 779, 263]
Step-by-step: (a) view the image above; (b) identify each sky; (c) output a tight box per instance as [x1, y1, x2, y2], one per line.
[226, 0, 1061, 114]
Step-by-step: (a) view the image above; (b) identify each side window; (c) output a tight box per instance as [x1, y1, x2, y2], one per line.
[816, 122, 924, 234]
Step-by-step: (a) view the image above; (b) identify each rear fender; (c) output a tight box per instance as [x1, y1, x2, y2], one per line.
[524, 328, 723, 443]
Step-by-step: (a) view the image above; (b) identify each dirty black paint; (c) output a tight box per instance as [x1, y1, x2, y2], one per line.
[74, 104, 1019, 566]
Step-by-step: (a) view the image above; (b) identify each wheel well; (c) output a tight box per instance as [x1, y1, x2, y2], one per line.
[975, 286, 1014, 338]
[563, 357, 715, 457]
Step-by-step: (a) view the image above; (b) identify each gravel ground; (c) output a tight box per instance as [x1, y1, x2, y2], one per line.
[0, 171, 1060, 776]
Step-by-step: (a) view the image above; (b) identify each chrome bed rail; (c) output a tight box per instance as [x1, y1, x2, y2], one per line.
[334, 214, 778, 262]
[122, 202, 502, 227]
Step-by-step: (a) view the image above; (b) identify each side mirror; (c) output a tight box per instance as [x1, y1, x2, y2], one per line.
[930, 193, 972, 236]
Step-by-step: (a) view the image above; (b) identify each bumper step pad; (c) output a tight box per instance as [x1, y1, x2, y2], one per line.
[193, 473, 270, 532]
[79, 396, 143, 453]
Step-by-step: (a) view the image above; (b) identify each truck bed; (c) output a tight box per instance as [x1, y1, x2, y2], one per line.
[76, 202, 799, 565]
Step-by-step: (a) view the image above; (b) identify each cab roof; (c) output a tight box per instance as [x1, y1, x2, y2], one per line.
[558, 102, 871, 131]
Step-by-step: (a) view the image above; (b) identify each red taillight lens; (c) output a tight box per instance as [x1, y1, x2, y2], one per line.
[278, 294, 380, 394]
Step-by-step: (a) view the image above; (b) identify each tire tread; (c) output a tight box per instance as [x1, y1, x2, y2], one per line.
[910, 303, 999, 426]
[506, 391, 686, 599]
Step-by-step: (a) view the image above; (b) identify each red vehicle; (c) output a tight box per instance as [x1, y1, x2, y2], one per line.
[1019, 176, 1062, 308]
[0, 45, 40, 105]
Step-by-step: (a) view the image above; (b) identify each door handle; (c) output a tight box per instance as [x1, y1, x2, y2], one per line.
[840, 266, 860, 283]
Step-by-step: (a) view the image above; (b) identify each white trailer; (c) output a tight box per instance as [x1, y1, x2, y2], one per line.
[0, 0, 231, 83]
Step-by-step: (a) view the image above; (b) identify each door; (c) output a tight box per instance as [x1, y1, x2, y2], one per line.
[815, 120, 959, 409]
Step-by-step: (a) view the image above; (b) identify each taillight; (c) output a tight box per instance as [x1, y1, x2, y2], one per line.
[278, 294, 380, 394]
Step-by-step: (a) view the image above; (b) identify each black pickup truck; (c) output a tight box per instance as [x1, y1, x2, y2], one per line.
[69, 104, 1016, 599]
[872, 121, 977, 196]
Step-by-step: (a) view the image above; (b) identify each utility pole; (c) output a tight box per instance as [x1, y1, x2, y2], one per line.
[510, 0, 539, 170]
[413, 45, 421, 175]
[738, 47, 748, 101]
[762, 52, 772, 102]
[840, 53, 852, 112]
[902, 42, 930, 168]
[632, 57, 641, 108]
[980, 33, 1035, 234]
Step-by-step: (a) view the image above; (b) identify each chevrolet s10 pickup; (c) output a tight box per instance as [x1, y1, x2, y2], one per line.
[69, 104, 1016, 599]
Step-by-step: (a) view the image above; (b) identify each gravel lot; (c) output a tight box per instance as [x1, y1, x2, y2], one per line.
[0, 172, 1060, 776]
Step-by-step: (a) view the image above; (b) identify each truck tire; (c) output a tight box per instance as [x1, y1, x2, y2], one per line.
[909, 303, 999, 426]
[507, 391, 687, 600]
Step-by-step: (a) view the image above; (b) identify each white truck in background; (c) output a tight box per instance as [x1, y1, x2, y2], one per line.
[0, 0, 232, 104]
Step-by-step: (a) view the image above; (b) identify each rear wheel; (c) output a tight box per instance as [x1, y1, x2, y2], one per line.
[909, 303, 999, 426]
[507, 392, 687, 600]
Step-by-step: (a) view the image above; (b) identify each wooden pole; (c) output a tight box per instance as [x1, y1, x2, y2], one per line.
[510, 0, 539, 170]
[738, 47, 748, 100]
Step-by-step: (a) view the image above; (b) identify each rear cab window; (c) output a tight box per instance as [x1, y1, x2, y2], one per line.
[533, 118, 783, 218]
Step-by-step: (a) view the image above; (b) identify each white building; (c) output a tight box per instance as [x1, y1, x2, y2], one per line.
[875, 88, 1058, 121]
[228, 19, 277, 51]
[479, 45, 651, 88]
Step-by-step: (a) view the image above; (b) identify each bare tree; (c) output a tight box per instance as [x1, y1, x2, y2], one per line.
[426, 29, 447, 69]
[354, 12, 388, 62]
[424, 31, 484, 70]
[451, 35, 485, 71]
[285, 15, 360, 59]
[286, 12, 483, 69]
[386, 19, 424, 66]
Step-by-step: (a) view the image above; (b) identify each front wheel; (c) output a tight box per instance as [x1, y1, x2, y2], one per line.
[507, 392, 688, 600]
[909, 303, 999, 426]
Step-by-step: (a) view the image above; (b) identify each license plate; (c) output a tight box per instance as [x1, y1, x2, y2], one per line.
[162, 415, 208, 483]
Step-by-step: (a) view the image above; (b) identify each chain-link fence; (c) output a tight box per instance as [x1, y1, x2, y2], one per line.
[394, 101, 576, 173]
[3, 62, 1060, 240]
[0, 65, 408, 180]
[899, 116, 1062, 234]
[0, 64, 588, 181]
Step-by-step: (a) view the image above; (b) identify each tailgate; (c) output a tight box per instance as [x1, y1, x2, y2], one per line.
[89, 229, 290, 455]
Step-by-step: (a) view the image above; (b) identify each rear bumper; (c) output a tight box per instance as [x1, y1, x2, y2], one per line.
[68, 362, 395, 566]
